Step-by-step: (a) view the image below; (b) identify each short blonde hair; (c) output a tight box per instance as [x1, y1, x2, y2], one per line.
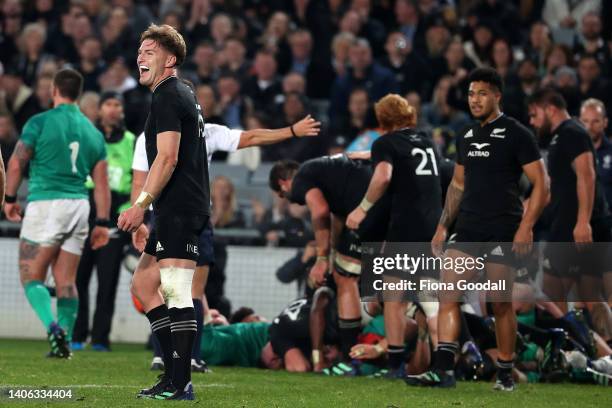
[140, 24, 187, 66]
[374, 94, 417, 131]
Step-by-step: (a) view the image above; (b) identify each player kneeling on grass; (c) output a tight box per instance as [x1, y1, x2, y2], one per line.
[4, 69, 110, 359]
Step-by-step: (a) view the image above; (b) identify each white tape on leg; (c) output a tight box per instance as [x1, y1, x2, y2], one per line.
[160, 266, 194, 309]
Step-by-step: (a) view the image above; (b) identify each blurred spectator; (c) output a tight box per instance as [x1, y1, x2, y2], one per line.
[542, 0, 600, 41]
[380, 31, 430, 98]
[112, 0, 154, 36]
[463, 20, 495, 67]
[76, 36, 106, 92]
[185, 0, 213, 50]
[329, 37, 398, 118]
[184, 41, 218, 85]
[219, 37, 250, 83]
[197, 84, 225, 125]
[0, 66, 40, 132]
[33, 73, 53, 110]
[0, 112, 17, 165]
[331, 87, 375, 142]
[490, 37, 523, 121]
[100, 6, 136, 64]
[330, 31, 355, 78]
[160, 7, 184, 33]
[259, 11, 292, 71]
[421, 75, 471, 136]
[44, 2, 85, 63]
[217, 72, 251, 129]
[541, 43, 573, 86]
[509, 59, 540, 125]
[523, 21, 552, 70]
[243, 50, 283, 114]
[276, 240, 316, 295]
[0, 0, 24, 66]
[574, 11, 609, 72]
[326, 134, 350, 156]
[98, 58, 137, 94]
[577, 54, 611, 112]
[346, 0, 386, 57]
[79, 91, 101, 124]
[395, 0, 426, 53]
[257, 195, 311, 247]
[13, 22, 51, 86]
[282, 72, 306, 95]
[553, 65, 581, 115]
[23, 0, 60, 26]
[211, 176, 247, 229]
[210, 13, 234, 50]
[468, 0, 521, 45]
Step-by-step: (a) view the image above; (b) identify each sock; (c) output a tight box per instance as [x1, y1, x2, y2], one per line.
[496, 358, 514, 379]
[146, 305, 174, 378]
[24, 281, 55, 331]
[387, 344, 406, 370]
[458, 312, 474, 347]
[338, 317, 361, 360]
[57, 298, 79, 342]
[433, 341, 458, 373]
[169, 307, 197, 391]
[152, 333, 163, 358]
[191, 299, 203, 361]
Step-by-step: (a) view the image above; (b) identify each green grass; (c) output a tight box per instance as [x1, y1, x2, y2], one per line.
[0, 339, 606, 407]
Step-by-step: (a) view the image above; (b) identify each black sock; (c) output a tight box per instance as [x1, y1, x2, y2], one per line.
[387, 344, 406, 370]
[151, 333, 163, 358]
[191, 299, 203, 361]
[433, 341, 458, 373]
[338, 317, 361, 360]
[146, 305, 173, 377]
[496, 358, 513, 379]
[169, 307, 197, 391]
[459, 312, 474, 347]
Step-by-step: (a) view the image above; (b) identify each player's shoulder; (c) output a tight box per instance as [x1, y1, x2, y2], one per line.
[457, 122, 478, 140]
[22, 110, 49, 131]
[559, 118, 588, 138]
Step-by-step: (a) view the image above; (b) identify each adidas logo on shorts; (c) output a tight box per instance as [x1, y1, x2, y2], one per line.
[173, 351, 180, 359]
[156, 242, 165, 252]
[490, 246, 504, 256]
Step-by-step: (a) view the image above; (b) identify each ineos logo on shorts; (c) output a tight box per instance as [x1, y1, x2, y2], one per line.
[186, 244, 200, 255]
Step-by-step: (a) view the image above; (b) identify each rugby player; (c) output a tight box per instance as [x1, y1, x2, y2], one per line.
[346, 94, 442, 378]
[131, 117, 320, 372]
[117, 24, 207, 400]
[269, 153, 389, 370]
[3, 68, 111, 358]
[407, 68, 549, 390]
[528, 90, 611, 310]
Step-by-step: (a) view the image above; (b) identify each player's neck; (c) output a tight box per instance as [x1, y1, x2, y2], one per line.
[549, 111, 571, 133]
[479, 109, 502, 127]
[53, 97, 75, 108]
[593, 135, 603, 149]
[151, 69, 177, 92]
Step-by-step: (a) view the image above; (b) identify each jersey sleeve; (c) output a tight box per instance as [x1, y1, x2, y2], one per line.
[288, 164, 317, 205]
[513, 123, 541, 165]
[455, 129, 467, 165]
[95, 129, 107, 162]
[561, 128, 591, 163]
[20, 115, 42, 147]
[205, 124, 241, 154]
[371, 136, 394, 166]
[132, 133, 149, 171]
[152, 93, 183, 133]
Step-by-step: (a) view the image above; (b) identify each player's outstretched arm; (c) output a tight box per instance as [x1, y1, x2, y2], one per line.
[90, 160, 111, 250]
[3, 141, 32, 222]
[513, 159, 550, 255]
[305, 188, 332, 288]
[237, 115, 321, 149]
[346, 161, 392, 230]
[573, 151, 596, 244]
[431, 164, 465, 256]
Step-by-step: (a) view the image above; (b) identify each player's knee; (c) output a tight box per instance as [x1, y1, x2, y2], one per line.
[160, 266, 194, 309]
[285, 359, 311, 373]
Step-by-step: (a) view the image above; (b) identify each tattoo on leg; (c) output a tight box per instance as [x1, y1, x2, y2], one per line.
[19, 241, 40, 261]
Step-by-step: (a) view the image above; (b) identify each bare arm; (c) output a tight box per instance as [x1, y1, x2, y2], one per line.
[5, 141, 32, 197]
[573, 152, 595, 225]
[131, 169, 147, 204]
[364, 162, 392, 204]
[438, 164, 465, 229]
[519, 159, 550, 229]
[305, 188, 331, 257]
[346, 151, 371, 160]
[309, 287, 333, 371]
[91, 160, 111, 219]
[141, 131, 180, 199]
[237, 115, 320, 149]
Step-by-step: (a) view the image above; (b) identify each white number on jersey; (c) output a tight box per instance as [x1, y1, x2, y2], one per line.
[412, 147, 438, 176]
[68, 142, 79, 174]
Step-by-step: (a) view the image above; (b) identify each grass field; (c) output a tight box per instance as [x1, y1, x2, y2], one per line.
[0, 339, 607, 407]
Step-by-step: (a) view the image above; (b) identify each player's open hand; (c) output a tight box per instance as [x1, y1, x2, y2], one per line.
[118, 205, 145, 233]
[132, 223, 149, 252]
[293, 115, 321, 137]
[350, 343, 383, 360]
[90, 226, 110, 250]
[3, 202, 22, 222]
[346, 207, 366, 230]
[573, 220, 592, 249]
[431, 225, 447, 258]
[309, 258, 328, 288]
[512, 224, 533, 257]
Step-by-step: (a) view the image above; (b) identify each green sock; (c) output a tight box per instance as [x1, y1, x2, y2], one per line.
[24, 281, 55, 331]
[57, 298, 79, 342]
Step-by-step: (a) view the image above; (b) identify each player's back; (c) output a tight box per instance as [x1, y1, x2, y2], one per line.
[371, 129, 442, 241]
[290, 154, 371, 217]
[21, 104, 106, 202]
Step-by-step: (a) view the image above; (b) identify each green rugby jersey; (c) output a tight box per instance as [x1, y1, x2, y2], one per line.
[20, 104, 106, 202]
[201, 322, 270, 367]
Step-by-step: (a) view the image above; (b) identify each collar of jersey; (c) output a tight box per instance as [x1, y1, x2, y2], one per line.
[479, 112, 504, 128]
[152, 75, 177, 94]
